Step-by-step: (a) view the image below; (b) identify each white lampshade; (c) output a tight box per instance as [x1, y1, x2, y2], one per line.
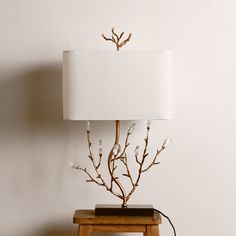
[63, 50, 174, 120]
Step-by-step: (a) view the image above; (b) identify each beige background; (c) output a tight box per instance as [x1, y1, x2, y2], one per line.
[0, 0, 236, 236]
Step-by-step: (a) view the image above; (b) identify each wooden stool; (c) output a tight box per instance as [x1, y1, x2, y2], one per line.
[73, 209, 161, 236]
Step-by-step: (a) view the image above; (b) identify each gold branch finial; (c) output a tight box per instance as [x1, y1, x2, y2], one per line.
[102, 27, 132, 51]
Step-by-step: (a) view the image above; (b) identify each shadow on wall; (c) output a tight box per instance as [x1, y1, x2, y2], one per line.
[0, 64, 136, 236]
[31, 222, 75, 236]
[0, 64, 63, 124]
[28, 64, 63, 122]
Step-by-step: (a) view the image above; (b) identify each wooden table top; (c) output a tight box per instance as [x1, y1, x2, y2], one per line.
[73, 210, 161, 225]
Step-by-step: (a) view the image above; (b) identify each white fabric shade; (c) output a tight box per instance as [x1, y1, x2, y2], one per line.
[63, 50, 174, 120]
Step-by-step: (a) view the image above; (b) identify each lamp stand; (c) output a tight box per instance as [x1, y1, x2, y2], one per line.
[69, 120, 170, 215]
[108, 120, 128, 208]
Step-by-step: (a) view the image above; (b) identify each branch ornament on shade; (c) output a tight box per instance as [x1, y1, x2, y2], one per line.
[102, 27, 132, 51]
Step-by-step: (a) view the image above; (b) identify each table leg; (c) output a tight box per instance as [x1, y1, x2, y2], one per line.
[78, 225, 92, 236]
[146, 225, 160, 236]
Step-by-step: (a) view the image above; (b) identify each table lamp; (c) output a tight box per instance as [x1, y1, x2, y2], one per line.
[63, 28, 174, 216]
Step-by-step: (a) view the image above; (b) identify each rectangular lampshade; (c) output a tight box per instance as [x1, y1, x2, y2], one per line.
[63, 50, 174, 120]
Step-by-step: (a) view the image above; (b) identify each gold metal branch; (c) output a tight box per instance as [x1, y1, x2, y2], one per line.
[72, 121, 169, 208]
[84, 128, 123, 200]
[141, 149, 162, 173]
[108, 121, 127, 207]
[102, 27, 132, 51]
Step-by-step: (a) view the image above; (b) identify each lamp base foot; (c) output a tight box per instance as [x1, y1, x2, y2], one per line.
[95, 204, 154, 216]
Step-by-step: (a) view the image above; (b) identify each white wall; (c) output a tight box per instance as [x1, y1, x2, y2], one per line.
[0, 0, 236, 236]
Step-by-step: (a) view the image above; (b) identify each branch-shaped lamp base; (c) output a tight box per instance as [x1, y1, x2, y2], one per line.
[69, 120, 170, 208]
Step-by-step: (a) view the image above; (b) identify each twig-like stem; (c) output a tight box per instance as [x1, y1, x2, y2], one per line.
[121, 154, 135, 186]
[77, 166, 103, 186]
[96, 154, 102, 170]
[86, 130, 97, 168]
[74, 165, 123, 200]
[111, 27, 120, 42]
[115, 124, 135, 187]
[102, 27, 132, 51]
[119, 33, 132, 48]
[142, 128, 150, 161]
[125, 126, 167, 202]
[125, 126, 150, 201]
[116, 126, 132, 160]
[84, 129, 122, 199]
[135, 152, 141, 165]
[107, 121, 128, 207]
[141, 148, 163, 173]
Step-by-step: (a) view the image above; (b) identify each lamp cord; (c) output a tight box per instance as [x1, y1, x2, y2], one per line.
[154, 208, 177, 236]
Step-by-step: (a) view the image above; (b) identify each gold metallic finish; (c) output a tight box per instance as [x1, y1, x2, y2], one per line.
[102, 27, 132, 51]
[108, 120, 127, 208]
[75, 121, 167, 208]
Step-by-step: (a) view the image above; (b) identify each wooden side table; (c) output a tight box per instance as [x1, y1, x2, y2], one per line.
[73, 209, 161, 236]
